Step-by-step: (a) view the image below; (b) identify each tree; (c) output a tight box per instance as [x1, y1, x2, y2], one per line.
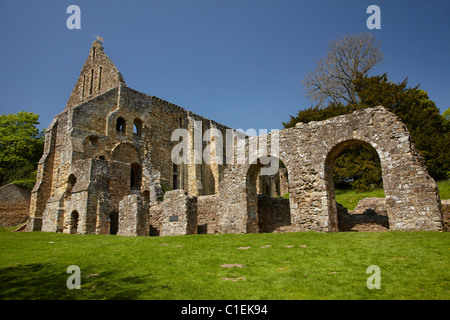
[303, 32, 383, 106]
[0, 112, 44, 188]
[284, 73, 450, 191]
[354, 74, 450, 180]
[443, 107, 450, 122]
[282, 102, 360, 128]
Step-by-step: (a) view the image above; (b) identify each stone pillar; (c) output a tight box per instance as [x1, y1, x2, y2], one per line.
[117, 193, 149, 236]
[160, 190, 197, 236]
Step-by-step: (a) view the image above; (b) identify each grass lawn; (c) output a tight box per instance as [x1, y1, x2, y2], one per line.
[0, 229, 448, 300]
[335, 179, 450, 211]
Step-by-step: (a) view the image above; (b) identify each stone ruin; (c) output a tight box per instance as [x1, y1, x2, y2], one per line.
[0, 183, 30, 228]
[25, 40, 444, 236]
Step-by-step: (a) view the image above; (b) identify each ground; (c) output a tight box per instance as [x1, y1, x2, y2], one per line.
[0, 229, 448, 300]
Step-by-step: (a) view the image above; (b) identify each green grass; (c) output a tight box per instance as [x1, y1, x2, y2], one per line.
[437, 179, 450, 200]
[0, 230, 448, 300]
[335, 180, 450, 211]
[335, 188, 385, 210]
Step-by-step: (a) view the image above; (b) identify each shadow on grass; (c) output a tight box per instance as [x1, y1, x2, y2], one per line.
[0, 263, 166, 300]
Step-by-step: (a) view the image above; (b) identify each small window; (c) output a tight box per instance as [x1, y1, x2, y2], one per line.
[116, 117, 126, 134]
[82, 75, 86, 98]
[98, 66, 102, 91]
[133, 118, 142, 137]
[89, 69, 94, 95]
[70, 211, 79, 234]
[66, 174, 77, 198]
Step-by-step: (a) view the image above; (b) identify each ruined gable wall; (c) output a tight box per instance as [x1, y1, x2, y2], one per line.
[66, 40, 125, 110]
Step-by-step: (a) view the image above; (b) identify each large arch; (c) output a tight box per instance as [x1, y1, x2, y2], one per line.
[218, 133, 293, 234]
[246, 157, 292, 233]
[218, 106, 443, 233]
[111, 142, 140, 164]
[323, 139, 386, 232]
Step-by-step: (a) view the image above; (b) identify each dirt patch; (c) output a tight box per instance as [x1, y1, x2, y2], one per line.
[222, 277, 246, 282]
[220, 264, 245, 268]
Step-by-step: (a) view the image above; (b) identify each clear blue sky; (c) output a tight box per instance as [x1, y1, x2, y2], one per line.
[1, 0, 449, 132]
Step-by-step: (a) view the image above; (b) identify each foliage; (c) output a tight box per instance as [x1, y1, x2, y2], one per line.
[334, 187, 385, 211]
[333, 144, 383, 192]
[335, 180, 448, 211]
[283, 102, 360, 128]
[285, 72, 450, 190]
[435, 179, 450, 200]
[303, 32, 383, 106]
[0, 112, 44, 188]
[354, 74, 450, 180]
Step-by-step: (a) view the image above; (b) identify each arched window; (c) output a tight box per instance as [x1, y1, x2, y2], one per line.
[89, 69, 94, 95]
[133, 118, 142, 137]
[66, 174, 77, 198]
[116, 117, 126, 134]
[70, 211, 79, 234]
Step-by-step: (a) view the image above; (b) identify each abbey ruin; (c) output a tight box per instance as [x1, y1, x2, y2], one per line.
[26, 40, 444, 236]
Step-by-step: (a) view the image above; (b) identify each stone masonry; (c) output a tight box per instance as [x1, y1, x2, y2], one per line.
[0, 183, 31, 228]
[26, 40, 444, 236]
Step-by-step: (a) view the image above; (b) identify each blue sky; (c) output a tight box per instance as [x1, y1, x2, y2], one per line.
[0, 0, 449, 132]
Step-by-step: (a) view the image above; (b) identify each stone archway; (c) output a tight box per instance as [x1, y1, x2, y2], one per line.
[323, 139, 387, 232]
[218, 106, 443, 233]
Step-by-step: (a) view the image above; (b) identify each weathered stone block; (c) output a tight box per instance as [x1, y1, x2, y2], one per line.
[117, 194, 149, 236]
[0, 184, 30, 228]
[160, 190, 197, 236]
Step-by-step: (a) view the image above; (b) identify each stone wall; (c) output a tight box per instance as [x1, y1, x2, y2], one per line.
[118, 193, 149, 236]
[160, 190, 197, 236]
[0, 184, 31, 227]
[257, 195, 292, 233]
[29, 40, 444, 237]
[218, 107, 443, 233]
[65, 40, 126, 110]
[337, 198, 389, 232]
[197, 194, 220, 234]
[442, 199, 450, 232]
[28, 40, 232, 235]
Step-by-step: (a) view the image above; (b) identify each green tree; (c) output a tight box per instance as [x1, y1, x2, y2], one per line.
[354, 74, 450, 180]
[443, 107, 450, 122]
[283, 102, 360, 128]
[0, 112, 44, 188]
[284, 74, 450, 191]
